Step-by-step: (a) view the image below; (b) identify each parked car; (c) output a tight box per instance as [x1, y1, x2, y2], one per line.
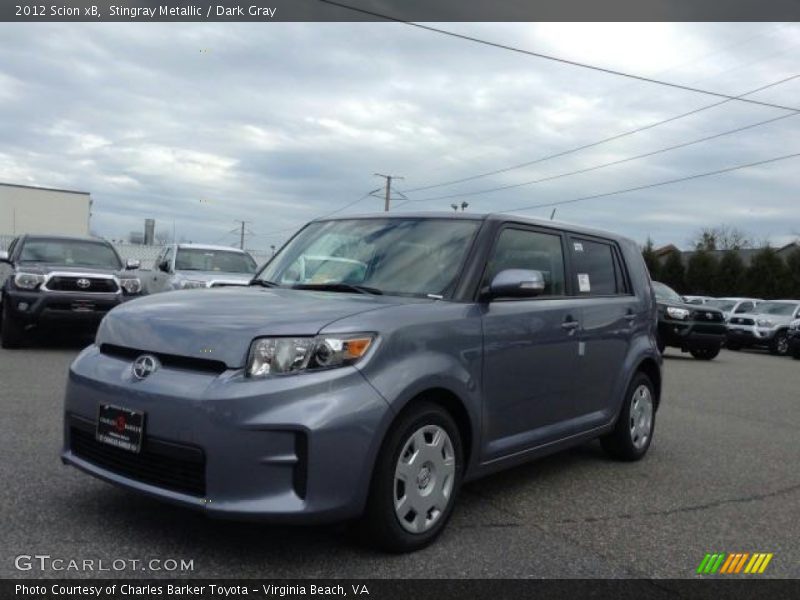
[0, 235, 142, 348]
[788, 319, 800, 360]
[62, 214, 662, 551]
[144, 243, 258, 294]
[726, 300, 800, 356]
[704, 297, 761, 322]
[681, 295, 714, 305]
[652, 282, 726, 360]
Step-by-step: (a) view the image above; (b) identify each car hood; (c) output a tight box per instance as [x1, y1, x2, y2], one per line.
[16, 263, 124, 276]
[173, 270, 254, 285]
[96, 287, 412, 368]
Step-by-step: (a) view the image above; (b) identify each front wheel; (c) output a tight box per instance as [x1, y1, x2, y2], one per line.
[0, 300, 25, 349]
[769, 331, 789, 356]
[690, 347, 720, 360]
[601, 372, 656, 462]
[361, 401, 463, 553]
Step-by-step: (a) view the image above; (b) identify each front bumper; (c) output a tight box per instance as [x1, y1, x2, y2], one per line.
[5, 289, 129, 328]
[61, 345, 393, 523]
[658, 319, 726, 350]
[726, 325, 778, 347]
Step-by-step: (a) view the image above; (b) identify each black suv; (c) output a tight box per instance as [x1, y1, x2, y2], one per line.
[0, 235, 143, 348]
[652, 281, 726, 360]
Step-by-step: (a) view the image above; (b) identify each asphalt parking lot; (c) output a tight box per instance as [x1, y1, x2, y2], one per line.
[1, 339, 798, 579]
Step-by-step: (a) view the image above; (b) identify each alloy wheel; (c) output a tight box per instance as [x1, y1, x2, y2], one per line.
[629, 384, 653, 450]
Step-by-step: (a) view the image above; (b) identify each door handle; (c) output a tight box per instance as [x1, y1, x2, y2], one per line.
[561, 319, 580, 331]
[624, 311, 636, 322]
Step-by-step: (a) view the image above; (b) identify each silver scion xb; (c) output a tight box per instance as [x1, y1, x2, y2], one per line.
[62, 213, 662, 552]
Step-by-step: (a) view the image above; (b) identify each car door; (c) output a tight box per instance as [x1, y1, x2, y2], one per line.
[567, 236, 637, 426]
[480, 225, 583, 461]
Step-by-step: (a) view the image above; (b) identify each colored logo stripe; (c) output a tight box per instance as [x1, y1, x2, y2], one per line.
[697, 552, 773, 574]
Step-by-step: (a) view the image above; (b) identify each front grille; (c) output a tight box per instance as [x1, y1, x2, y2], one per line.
[47, 276, 119, 293]
[730, 317, 755, 326]
[70, 421, 206, 497]
[99, 344, 228, 374]
[692, 310, 724, 323]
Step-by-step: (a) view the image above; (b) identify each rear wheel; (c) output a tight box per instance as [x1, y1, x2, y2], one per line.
[0, 300, 25, 349]
[690, 347, 720, 360]
[361, 401, 463, 553]
[601, 372, 656, 462]
[769, 331, 789, 356]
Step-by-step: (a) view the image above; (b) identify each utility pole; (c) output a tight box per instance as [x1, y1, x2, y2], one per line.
[374, 173, 403, 212]
[234, 220, 250, 250]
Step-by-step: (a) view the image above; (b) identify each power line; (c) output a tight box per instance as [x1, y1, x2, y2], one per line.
[499, 151, 800, 214]
[404, 74, 800, 194]
[404, 110, 799, 203]
[317, 0, 800, 114]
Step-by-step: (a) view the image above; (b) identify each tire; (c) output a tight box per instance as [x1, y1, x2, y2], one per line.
[360, 401, 463, 553]
[690, 347, 720, 360]
[0, 300, 25, 349]
[769, 331, 789, 356]
[792, 348, 800, 361]
[600, 372, 656, 462]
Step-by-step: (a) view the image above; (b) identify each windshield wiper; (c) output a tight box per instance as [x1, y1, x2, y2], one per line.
[292, 282, 384, 295]
[249, 279, 279, 288]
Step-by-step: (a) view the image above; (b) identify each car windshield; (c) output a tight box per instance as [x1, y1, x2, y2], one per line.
[706, 299, 736, 311]
[755, 302, 798, 316]
[652, 282, 683, 303]
[19, 239, 121, 269]
[256, 218, 480, 297]
[175, 248, 257, 273]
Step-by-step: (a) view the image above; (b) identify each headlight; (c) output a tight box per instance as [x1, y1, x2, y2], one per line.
[180, 280, 208, 289]
[119, 277, 142, 295]
[13, 272, 45, 290]
[666, 307, 690, 320]
[246, 333, 375, 379]
[756, 318, 775, 327]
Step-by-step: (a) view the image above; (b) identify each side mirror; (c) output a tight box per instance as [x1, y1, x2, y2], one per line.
[485, 269, 546, 300]
[158, 260, 170, 273]
[125, 259, 141, 270]
[0, 250, 9, 264]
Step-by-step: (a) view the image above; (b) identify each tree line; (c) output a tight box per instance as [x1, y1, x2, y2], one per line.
[642, 226, 800, 299]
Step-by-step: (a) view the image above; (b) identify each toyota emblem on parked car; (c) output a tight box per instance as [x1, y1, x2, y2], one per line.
[132, 355, 160, 380]
[76, 278, 91, 289]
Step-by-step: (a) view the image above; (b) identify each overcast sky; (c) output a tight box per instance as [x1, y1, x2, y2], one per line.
[0, 22, 798, 250]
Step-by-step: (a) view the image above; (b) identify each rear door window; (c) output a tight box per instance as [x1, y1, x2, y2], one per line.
[569, 238, 627, 296]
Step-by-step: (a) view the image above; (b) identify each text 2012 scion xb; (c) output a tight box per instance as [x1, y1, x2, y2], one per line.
[62, 213, 662, 552]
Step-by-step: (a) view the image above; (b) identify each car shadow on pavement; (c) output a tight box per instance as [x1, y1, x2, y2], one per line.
[63, 441, 611, 563]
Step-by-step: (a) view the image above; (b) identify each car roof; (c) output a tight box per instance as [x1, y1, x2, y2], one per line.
[174, 243, 249, 253]
[314, 212, 636, 244]
[21, 234, 110, 244]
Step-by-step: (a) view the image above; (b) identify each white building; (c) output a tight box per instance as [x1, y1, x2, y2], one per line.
[0, 182, 91, 237]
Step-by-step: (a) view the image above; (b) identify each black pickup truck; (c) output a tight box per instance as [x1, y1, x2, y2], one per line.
[0, 235, 143, 348]
[652, 281, 727, 360]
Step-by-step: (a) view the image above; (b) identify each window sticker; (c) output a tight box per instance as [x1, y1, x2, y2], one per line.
[578, 273, 591, 292]
[573, 242, 584, 252]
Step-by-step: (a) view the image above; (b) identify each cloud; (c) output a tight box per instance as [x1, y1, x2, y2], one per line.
[0, 21, 797, 249]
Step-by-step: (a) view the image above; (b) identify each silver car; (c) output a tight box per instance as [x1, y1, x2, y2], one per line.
[145, 243, 258, 293]
[62, 213, 662, 552]
[705, 297, 761, 322]
[727, 300, 800, 355]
